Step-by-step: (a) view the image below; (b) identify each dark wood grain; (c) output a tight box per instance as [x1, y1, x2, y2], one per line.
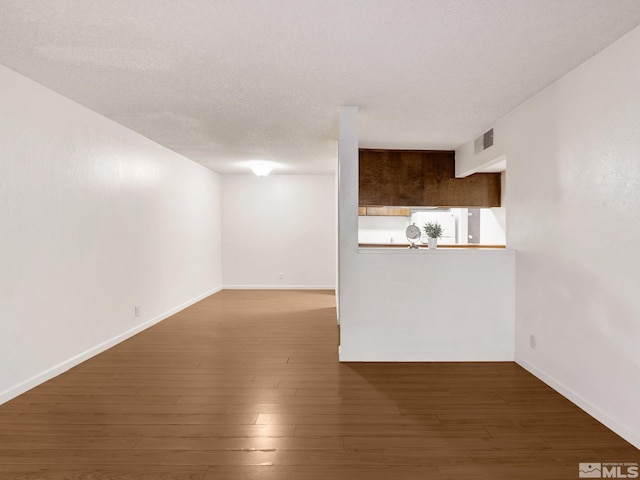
[359, 149, 501, 207]
[0, 289, 636, 480]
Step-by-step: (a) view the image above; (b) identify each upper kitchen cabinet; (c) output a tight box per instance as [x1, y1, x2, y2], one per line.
[359, 149, 501, 207]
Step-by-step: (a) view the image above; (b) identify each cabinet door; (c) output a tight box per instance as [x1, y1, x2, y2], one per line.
[364, 207, 411, 216]
[359, 149, 501, 207]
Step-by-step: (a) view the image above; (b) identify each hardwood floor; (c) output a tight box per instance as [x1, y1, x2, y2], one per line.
[0, 289, 637, 479]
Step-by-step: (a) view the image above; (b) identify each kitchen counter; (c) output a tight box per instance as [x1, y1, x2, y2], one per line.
[358, 243, 506, 249]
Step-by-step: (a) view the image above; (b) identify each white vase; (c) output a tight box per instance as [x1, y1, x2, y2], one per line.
[428, 237, 438, 249]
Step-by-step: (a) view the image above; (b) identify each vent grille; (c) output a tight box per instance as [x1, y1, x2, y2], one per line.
[474, 128, 494, 154]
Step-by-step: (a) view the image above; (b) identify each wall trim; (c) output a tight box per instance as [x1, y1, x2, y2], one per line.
[339, 346, 514, 362]
[223, 285, 336, 290]
[0, 286, 222, 406]
[516, 356, 640, 450]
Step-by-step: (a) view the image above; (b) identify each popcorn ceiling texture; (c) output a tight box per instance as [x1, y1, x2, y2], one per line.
[1, 0, 639, 173]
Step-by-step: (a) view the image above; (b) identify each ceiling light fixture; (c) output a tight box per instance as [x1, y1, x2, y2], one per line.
[250, 162, 273, 177]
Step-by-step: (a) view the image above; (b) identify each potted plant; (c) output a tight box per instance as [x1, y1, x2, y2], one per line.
[423, 222, 443, 249]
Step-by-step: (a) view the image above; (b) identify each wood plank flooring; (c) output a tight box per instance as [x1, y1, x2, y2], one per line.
[0, 289, 637, 479]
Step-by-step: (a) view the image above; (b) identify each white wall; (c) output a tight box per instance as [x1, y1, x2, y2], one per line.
[340, 248, 515, 361]
[0, 66, 222, 403]
[338, 107, 515, 362]
[457, 25, 640, 448]
[358, 215, 410, 244]
[479, 208, 506, 245]
[221, 175, 336, 289]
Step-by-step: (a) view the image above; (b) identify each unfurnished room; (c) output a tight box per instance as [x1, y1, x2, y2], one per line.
[1, 1, 640, 479]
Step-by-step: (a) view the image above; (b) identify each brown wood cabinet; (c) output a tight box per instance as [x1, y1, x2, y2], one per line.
[359, 206, 411, 216]
[359, 149, 501, 207]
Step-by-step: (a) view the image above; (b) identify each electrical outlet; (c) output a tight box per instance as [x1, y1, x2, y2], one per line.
[529, 334, 536, 350]
[134, 306, 141, 318]
[278, 273, 284, 280]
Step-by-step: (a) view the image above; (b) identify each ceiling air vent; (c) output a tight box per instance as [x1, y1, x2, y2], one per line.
[474, 128, 494, 154]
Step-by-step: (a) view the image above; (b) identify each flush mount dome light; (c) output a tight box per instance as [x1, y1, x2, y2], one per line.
[250, 162, 273, 177]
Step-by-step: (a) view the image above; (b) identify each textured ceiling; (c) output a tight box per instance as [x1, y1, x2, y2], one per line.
[2, 1, 640, 174]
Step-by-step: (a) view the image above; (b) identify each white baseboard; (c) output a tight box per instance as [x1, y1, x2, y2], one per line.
[338, 346, 514, 362]
[223, 285, 336, 290]
[516, 356, 640, 450]
[0, 286, 222, 405]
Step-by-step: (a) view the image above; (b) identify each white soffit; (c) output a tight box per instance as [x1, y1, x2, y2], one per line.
[480, 158, 507, 173]
[1, 0, 640, 174]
